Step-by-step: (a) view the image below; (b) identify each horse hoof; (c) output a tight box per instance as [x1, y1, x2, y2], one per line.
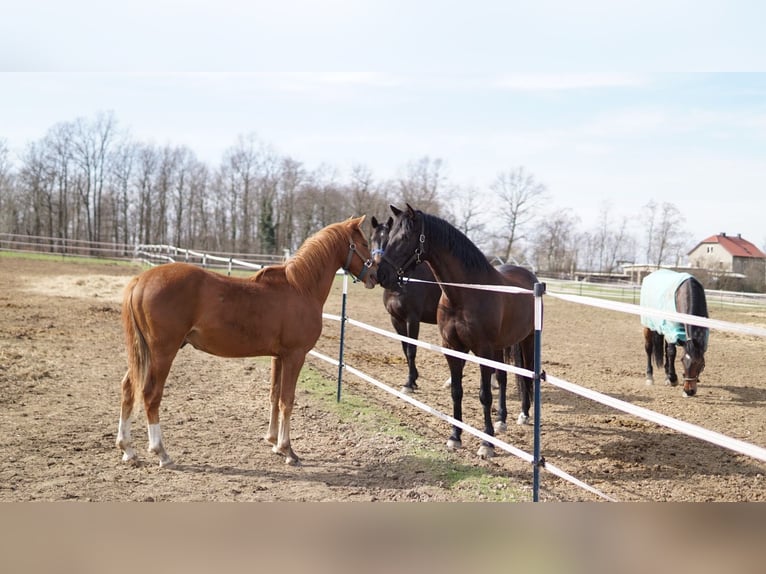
[400, 386, 414, 395]
[285, 456, 302, 467]
[665, 379, 678, 387]
[446, 438, 462, 450]
[645, 378, 654, 386]
[158, 456, 174, 468]
[517, 413, 530, 425]
[121, 449, 137, 464]
[477, 445, 495, 459]
[493, 420, 507, 433]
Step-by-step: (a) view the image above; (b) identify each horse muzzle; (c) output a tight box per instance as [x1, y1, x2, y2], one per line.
[682, 377, 698, 397]
[376, 263, 400, 289]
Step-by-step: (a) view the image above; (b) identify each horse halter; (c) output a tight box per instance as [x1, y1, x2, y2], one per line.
[343, 242, 374, 283]
[380, 220, 426, 282]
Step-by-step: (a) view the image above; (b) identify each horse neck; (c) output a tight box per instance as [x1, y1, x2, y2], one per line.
[425, 248, 478, 305]
[286, 230, 347, 302]
[679, 278, 709, 353]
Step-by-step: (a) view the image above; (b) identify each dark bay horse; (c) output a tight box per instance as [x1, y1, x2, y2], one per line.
[640, 268, 709, 397]
[376, 204, 538, 459]
[116, 216, 377, 467]
[371, 215, 441, 393]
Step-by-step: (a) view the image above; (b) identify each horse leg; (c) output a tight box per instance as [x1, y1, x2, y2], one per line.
[493, 348, 509, 433]
[404, 319, 421, 392]
[644, 327, 654, 385]
[392, 317, 417, 394]
[664, 341, 678, 386]
[516, 339, 534, 425]
[116, 369, 137, 463]
[272, 351, 305, 466]
[445, 353, 465, 450]
[477, 362, 496, 459]
[264, 356, 282, 446]
[143, 354, 175, 468]
[494, 368, 508, 433]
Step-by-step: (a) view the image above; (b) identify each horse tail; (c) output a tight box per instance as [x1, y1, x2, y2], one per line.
[122, 278, 150, 410]
[652, 331, 664, 369]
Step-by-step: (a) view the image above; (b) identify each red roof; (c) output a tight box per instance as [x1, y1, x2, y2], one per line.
[691, 233, 766, 259]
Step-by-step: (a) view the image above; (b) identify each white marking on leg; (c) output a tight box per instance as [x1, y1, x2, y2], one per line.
[148, 423, 163, 453]
[117, 416, 136, 462]
[277, 417, 291, 452]
[147, 423, 173, 467]
[265, 401, 279, 444]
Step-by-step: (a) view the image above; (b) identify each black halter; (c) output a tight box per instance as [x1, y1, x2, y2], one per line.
[380, 219, 426, 282]
[342, 242, 373, 283]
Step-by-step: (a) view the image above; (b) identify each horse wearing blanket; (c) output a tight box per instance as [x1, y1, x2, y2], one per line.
[640, 268, 709, 397]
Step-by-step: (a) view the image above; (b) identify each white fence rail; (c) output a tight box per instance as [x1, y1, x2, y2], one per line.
[7, 235, 766, 499]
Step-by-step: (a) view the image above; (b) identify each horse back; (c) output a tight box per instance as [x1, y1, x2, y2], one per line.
[126, 262, 322, 357]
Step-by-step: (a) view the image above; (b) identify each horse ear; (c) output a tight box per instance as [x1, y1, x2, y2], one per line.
[390, 204, 402, 217]
[371, 216, 379, 228]
[386, 216, 393, 227]
[405, 203, 416, 218]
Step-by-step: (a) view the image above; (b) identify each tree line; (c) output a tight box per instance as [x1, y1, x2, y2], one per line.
[0, 111, 691, 275]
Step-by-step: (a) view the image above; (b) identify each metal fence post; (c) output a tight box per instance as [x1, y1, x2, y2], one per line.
[533, 282, 546, 501]
[336, 273, 349, 402]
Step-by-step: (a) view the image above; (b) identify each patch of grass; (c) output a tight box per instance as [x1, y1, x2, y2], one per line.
[299, 365, 528, 501]
[0, 250, 139, 268]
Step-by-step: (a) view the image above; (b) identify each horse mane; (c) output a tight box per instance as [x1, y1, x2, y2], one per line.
[421, 211, 494, 273]
[284, 221, 349, 294]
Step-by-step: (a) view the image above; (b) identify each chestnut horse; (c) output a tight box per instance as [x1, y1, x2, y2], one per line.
[116, 216, 377, 467]
[376, 204, 538, 459]
[641, 268, 709, 397]
[371, 215, 441, 393]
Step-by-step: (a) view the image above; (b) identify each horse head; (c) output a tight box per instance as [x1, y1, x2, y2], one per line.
[375, 204, 425, 289]
[370, 215, 393, 265]
[343, 215, 378, 289]
[681, 331, 707, 397]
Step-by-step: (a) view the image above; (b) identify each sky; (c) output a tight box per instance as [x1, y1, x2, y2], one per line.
[2, 1, 766, 252]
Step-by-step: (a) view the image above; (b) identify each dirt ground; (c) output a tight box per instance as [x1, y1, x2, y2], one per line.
[1, 256, 765, 501]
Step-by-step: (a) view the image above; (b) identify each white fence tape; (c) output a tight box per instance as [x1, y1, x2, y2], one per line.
[308, 346, 617, 502]
[386, 276, 766, 465]
[406, 276, 766, 338]
[130, 244, 766, 496]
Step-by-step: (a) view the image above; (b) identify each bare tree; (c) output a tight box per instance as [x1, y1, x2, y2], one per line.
[347, 163, 388, 222]
[135, 143, 158, 245]
[443, 184, 491, 252]
[589, 200, 635, 273]
[643, 200, 687, 266]
[530, 208, 580, 276]
[395, 156, 445, 214]
[491, 166, 549, 262]
[275, 157, 304, 254]
[0, 139, 17, 233]
[108, 140, 136, 247]
[70, 112, 119, 243]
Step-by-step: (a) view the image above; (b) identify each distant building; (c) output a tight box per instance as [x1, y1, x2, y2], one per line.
[688, 233, 766, 292]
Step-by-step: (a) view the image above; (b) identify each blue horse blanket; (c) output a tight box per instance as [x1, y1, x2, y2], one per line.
[640, 269, 693, 344]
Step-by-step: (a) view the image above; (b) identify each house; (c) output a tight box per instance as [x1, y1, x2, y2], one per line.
[688, 232, 766, 292]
